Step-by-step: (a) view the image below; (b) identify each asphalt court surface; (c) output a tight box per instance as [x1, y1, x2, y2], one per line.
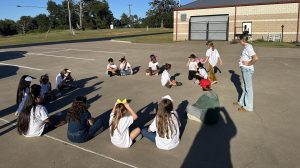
[0, 40, 300, 168]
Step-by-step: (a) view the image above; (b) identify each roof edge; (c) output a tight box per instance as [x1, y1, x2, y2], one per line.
[175, 0, 299, 11]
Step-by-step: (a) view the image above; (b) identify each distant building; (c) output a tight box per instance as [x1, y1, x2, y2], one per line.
[174, 0, 300, 42]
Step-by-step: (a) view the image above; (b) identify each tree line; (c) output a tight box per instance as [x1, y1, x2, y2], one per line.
[0, 0, 179, 36]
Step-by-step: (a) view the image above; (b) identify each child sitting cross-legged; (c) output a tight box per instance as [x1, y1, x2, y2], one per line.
[141, 95, 180, 150]
[146, 54, 160, 76]
[106, 58, 119, 77]
[109, 99, 141, 148]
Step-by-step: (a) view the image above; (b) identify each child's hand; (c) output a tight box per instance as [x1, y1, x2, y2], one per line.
[124, 103, 130, 108]
[242, 61, 250, 66]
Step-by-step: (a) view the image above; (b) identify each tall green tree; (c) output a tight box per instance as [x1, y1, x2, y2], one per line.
[34, 14, 50, 32]
[0, 19, 18, 36]
[17, 16, 34, 34]
[147, 0, 178, 28]
[120, 13, 130, 27]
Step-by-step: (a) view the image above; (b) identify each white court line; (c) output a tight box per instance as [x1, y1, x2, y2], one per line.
[0, 62, 43, 71]
[41, 49, 68, 54]
[26, 53, 95, 61]
[44, 48, 127, 54]
[65, 49, 127, 54]
[0, 118, 137, 168]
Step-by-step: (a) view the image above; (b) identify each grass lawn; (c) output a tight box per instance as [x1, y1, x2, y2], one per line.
[252, 40, 300, 48]
[0, 28, 172, 47]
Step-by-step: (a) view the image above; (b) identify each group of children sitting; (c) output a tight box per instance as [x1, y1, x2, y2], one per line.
[106, 56, 133, 77]
[15, 41, 222, 151]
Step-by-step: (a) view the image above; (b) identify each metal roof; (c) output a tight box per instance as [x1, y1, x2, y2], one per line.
[177, 0, 298, 10]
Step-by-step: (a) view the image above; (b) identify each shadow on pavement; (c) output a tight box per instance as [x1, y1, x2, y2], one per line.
[229, 70, 243, 101]
[176, 100, 189, 139]
[0, 32, 172, 49]
[181, 107, 237, 168]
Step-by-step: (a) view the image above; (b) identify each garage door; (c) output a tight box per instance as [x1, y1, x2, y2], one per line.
[190, 15, 228, 41]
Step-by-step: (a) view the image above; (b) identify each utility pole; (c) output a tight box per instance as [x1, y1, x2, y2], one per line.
[129, 4, 132, 27]
[67, 0, 73, 35]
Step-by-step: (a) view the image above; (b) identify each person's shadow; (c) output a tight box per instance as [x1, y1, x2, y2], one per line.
[176, 100, 189, 139]
[181, 107, 237, 168]
[132, 66, 141, 75]
[229, 70, 243, 101]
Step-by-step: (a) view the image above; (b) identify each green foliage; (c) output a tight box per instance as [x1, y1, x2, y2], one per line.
[146, 0, 178, 28]
[0, 19, 18, 36]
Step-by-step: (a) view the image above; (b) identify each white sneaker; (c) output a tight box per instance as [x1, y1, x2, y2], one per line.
[187, 113, 201, 123]
[146, 73, 150, 76]
[15, 112, 19, 116]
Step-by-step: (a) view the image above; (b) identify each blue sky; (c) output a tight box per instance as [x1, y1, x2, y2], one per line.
[0, 0, 194, 21]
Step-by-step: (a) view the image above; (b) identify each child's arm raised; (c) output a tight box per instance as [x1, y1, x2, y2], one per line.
[124, 103, 138, 120]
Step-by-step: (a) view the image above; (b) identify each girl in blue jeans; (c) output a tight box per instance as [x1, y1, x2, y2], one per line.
[67, 96, 103, 143]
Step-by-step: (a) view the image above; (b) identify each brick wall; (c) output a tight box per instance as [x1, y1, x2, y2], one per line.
[174, 3, 299, 42]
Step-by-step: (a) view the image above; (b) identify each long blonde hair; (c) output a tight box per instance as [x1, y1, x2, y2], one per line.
[156, 99, 177, 139]
[110, 103, 128, 136]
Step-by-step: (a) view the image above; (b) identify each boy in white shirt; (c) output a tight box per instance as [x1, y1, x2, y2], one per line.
[187, 54, 199, 80]
[106, 58, 119, 77]
[146, 54, 160, 76]
[161, 63, 182, 88]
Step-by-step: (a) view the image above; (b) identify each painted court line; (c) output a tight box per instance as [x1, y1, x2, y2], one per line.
[44, 48, 127, 54]
[26, 53, 95, 61]
[0, 118, 137, 168]
[0, 62, 43, 71]
[41, 49, 69, 54]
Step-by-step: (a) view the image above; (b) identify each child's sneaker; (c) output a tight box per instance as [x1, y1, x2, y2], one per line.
[211, 81, 218, 84]
[187, 113, 201, 123]
[15, 111, 19, 116]
[146, 73, 150, 76]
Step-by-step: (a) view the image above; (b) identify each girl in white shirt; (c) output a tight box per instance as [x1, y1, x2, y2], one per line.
[17, 84, 65, 137]
[141, 95, 180, 150]
[196, 62, 208, 80]
[109, 100, 141, 148]
[146, 54, 160, 76]
[204, 41, 223, 84]
[119, 56, 133, 76]
[107, 58, 119, 77]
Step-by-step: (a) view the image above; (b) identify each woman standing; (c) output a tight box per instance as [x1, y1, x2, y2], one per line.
[235, 34, 259, 112]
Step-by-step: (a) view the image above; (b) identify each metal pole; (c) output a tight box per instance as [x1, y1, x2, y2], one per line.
[296, 0, 300, 42]
[234, 5, 237, 40]
[79, 0, 83, 30]
[176, 11, 178, 41]
[129, 4, 132, 27]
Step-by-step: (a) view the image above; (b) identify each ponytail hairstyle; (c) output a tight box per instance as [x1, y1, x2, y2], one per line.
[17, 84, 41, 135]
[156, 99, 176, 139]
[206, 41, 215, 51]
[16, 75, 30, 104]
[67, 96, 88, 122]
[165, 63, 172, 71]
[17, 106, 32, 135]
[110, 103, 128, 136]
[239, 34, 249, 43]
[40, 74, 49, 84]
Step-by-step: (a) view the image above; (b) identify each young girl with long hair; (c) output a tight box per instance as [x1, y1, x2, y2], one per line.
[204, 41, 223, 84]
[142, 95, 180, 150]
[67, 96, 103, 143]
[15, 75, 32, 115]
[17, 84, 65, 137]
[109, 100, 141, 148]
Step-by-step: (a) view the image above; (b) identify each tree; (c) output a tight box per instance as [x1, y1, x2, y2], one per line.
[147, 0, 178, 28]
[34, 14, 50, 32]
[17, 16, 34, 34]
[0, 19, 18, 36]
[120, 13, 130, 27]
